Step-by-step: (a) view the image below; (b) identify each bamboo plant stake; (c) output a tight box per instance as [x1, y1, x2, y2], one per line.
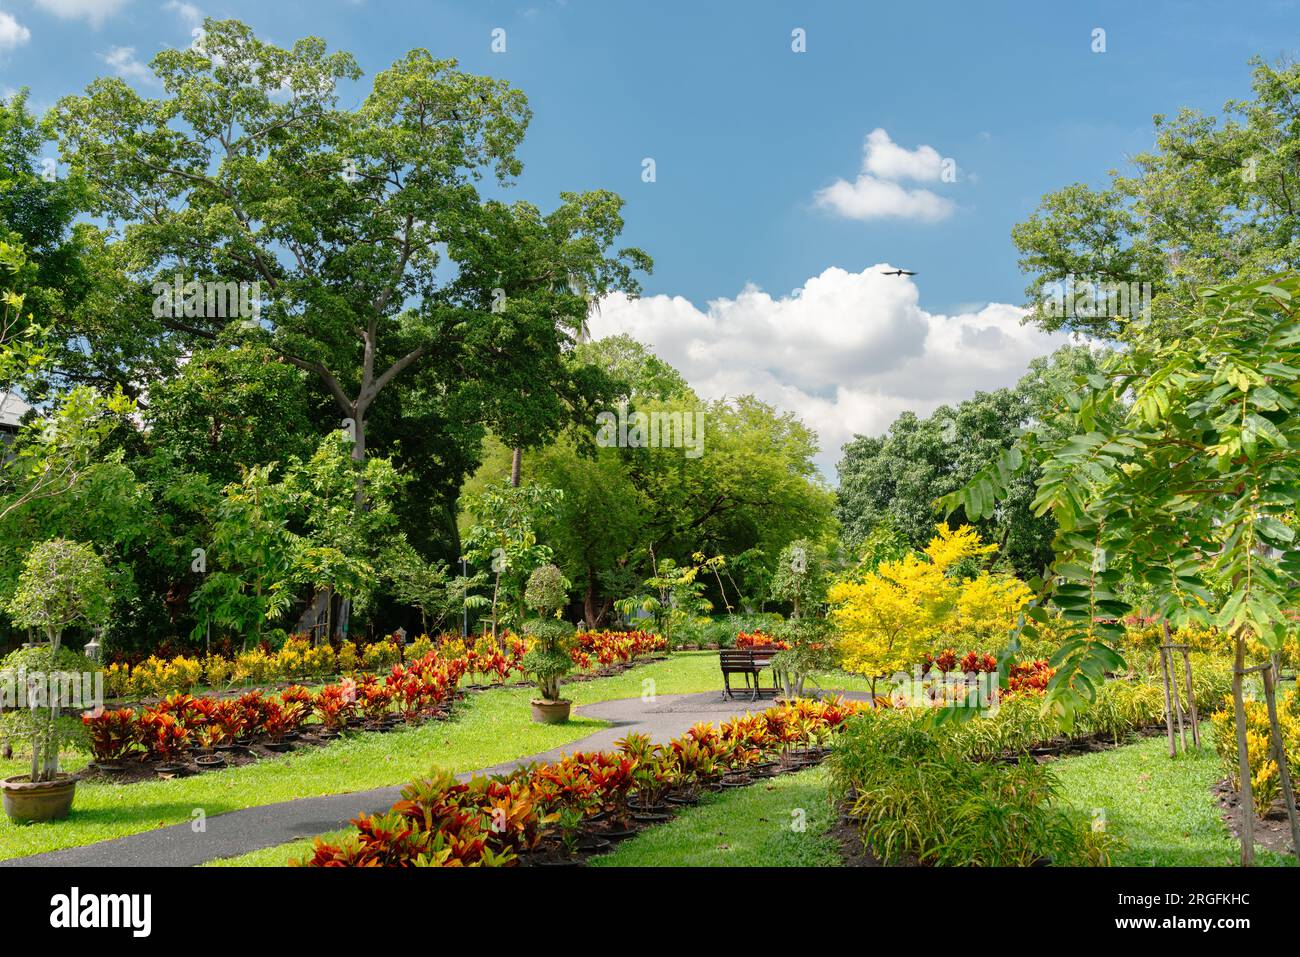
[1164, 639, 1185, 759]
[1260, 662, 1300, 863]
[1181, 645, 1200, 748]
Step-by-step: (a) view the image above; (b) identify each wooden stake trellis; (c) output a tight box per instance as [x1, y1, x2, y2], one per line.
[1158, 622, 1199, 755]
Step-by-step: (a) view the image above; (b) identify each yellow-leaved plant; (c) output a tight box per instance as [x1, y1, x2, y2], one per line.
[830, 525, 1029, 699]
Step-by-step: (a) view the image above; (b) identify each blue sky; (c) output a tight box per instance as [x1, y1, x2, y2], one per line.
[2, 0, 1297, 474]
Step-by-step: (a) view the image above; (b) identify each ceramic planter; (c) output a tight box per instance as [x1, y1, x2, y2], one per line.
[530, 698, 572, 724]
[2, 773, 77, 823]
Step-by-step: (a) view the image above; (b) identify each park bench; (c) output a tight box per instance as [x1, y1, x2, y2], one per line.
[719, 648, 779, 701]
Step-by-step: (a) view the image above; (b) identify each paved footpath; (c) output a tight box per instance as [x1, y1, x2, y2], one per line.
[2, 690, 863, 868]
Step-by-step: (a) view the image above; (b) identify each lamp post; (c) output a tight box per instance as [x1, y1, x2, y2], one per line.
[83, 627, 103, 665]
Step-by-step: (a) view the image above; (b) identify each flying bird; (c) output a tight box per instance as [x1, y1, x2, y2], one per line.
[881, 268, 916, 277]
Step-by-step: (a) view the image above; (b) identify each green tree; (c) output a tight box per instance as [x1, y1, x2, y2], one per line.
[386, 550, 487, 637]
[461, 481, 563, 640]
[942, 276, 1300, 866]
[1012, 57, 1300, 341]
[190, 462, 300, 649]
[520, 563, 574, 703]
[769, 538, 830, 619]
[836, 345, 1107, 580]
[1, 91, 169, 396]
[7, 539, 111, 781]
[50, 19, 646, 511]
[145, 345, 316, 486]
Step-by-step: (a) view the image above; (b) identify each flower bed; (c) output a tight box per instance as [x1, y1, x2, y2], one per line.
[1214, 686, 1300, 816]
[300, 696, 867, 866]
[569, 630, 667, 670]
[829, 708, 1118, 866]
[99, 629, 669, 702]
[829, 661, 1235, 866]
[735, 631, 790, 650]
[103, 635, 410, 699]
[81, 650, 467, 783]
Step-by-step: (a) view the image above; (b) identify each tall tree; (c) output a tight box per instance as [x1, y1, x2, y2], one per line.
[836, 345, 1107, 579]
[1, 91, 169, 396]
[1012, 57, 1300, 341]
[943, 276, 1300, 866]
[49, 19, 645, 510]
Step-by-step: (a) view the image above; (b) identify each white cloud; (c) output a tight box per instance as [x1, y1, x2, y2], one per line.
[860, 128, 948, 182]
[0, 11, 31, 51]
[588, 265, 1075, 479]
[100, 45, 153, 82]
[163, 0, 200, 27]
[815, 175, 954, 223]
[815, 128, 957, 223]
[34, 0, 131, 27]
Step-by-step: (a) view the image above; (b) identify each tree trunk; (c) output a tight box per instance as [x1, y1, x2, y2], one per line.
[491, 572, 501, 644]
[1261, 662, 1300, 863]
[1232, 633, 1255, 866]
[583, 570, 602, 629]
[41, 628, 62, 782]
[351, 413, 367, 508]
[510, 447, 522, 488]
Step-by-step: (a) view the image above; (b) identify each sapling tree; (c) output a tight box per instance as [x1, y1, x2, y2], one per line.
[386, 549, 489, 636]
[462, 482, 562, 641]
[520, 564, 574, 703]
[769, 538, 830, 620]
[942, 276, 1300, 865]
[7, 539, 111, 781]
[613, 553, 718, 648]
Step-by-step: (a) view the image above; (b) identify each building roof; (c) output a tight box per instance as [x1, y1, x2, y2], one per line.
[0, 392, 32, 429]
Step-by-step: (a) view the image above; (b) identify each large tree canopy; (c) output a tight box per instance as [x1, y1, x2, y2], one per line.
[48, 19, 648, 501]
[1012, 57, 1300, 341]
[836, 345, 1107, 579]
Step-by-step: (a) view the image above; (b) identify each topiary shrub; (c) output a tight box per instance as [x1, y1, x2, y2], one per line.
[521, 565, 574, 702]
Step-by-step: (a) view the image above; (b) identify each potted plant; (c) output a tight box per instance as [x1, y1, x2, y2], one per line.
[139, 710, 190, 777]
[1, 539, 111, 823]
[521, 565, 576, 724]
[81, 707, 138, 774]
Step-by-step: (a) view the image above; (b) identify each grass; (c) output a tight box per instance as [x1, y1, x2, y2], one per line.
[4, 651, 870, 861]
[1054, 726, 1295, 867]
[591, 765, 842, 868]
[206, 828, 351, 867]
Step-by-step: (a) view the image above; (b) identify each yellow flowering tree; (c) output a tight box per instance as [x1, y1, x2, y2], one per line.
[830, 553, 950, 699]
[952, 573, 1033, 648]
[830, 524, 1026, 698]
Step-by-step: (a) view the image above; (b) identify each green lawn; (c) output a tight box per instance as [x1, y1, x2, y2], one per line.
[206, 828, 351, 867]
[4, 652, 871, 861]
[592, 765, 842, 867]
[1054, 727, 1295, 867]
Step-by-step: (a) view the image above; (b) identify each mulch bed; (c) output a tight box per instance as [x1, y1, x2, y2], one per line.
[1213, 779, 1298, 858]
